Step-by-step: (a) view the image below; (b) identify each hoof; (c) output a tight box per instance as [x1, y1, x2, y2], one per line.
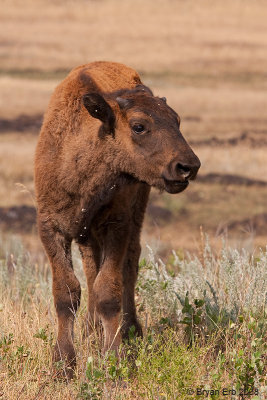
[53, 342, 76, 380]
[121, 320, 143, 341]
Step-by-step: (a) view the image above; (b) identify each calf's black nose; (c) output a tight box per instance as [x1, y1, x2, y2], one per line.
[163, 155, 201, 183]
[175, 160, 200, 180]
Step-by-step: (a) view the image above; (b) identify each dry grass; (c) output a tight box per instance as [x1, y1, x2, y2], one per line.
[2, 77, 267, 142]
[164, 86, 267, 141]
[0, 133, 36, 206]
[196, 146, 267, 180]
[1, 0, 267, 79]
[0, 77, 55, 119]
[146, 182, 267, 256]
[1, 132, 267, 254]
[1, 74, 267, 252]
[0, 235, 266, 399]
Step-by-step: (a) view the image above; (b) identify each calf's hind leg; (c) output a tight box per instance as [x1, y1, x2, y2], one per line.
[38, 219, 81, 375]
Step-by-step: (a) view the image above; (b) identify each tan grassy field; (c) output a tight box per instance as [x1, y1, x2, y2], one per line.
[0, 0, 267, 254]
[1, 0, 267, 79]
[2, 75, 267, 139]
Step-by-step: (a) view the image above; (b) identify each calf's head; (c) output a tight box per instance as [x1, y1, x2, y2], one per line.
[83, 85, 200, 193]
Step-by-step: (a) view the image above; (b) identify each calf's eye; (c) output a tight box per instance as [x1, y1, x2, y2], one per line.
[132, 124, 145, 134]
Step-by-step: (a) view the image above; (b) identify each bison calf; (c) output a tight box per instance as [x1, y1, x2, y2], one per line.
[35, 61, 200, 375]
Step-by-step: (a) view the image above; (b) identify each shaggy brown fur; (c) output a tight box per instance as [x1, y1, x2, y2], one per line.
[34, 61, 200, 376]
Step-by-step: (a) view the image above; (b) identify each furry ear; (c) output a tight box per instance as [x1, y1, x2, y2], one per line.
[83, 93, 115, 135]
[116, 84, 154, 110]
[135, 84, 154, 96]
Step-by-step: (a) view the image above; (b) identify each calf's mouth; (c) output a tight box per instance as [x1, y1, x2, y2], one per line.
[162, 177, 189, 194]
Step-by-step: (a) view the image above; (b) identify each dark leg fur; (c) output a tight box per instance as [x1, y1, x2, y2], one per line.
[79, 238, 101, 335]
[122, 184, 150, 340]
[121, 242, 143, 340]
[92, 217, 130, 353]
[38, 217, 81, 377]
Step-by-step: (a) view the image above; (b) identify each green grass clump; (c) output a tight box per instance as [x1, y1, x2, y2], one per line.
[0, 233, 266, 399]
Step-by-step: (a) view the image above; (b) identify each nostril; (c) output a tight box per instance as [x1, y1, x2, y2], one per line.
[176, 163, 191, 178]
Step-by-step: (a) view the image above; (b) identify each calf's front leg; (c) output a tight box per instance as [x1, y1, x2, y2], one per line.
[38, 218, 81, 375]
[122, 241, 143, 340]
[93, 220, 129, 354]
[122, 184, 150, 340]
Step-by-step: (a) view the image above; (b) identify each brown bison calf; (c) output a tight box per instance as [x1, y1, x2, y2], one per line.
[34, 61, 200, 374]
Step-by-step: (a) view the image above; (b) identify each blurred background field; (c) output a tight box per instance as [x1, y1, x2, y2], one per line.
[0, 1, 267, 398]
[1, 0, 267, 257]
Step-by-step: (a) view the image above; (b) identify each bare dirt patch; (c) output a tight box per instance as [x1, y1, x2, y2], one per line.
[0, 114, 42, 133]
[0, 205, 36, 233]
[197, 173, 267, 187]
[227, 213, 267, 236]
[191, 131, 267, 148]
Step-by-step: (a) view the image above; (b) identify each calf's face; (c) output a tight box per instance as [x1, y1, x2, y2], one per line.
[83, 86, 200, 193]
